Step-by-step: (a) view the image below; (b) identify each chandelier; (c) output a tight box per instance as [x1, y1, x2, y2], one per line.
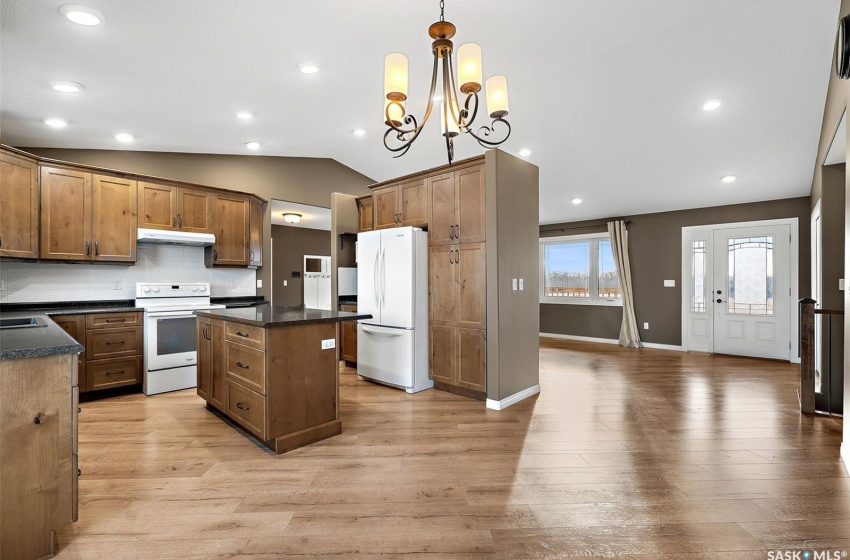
[383, 0, 511, 165]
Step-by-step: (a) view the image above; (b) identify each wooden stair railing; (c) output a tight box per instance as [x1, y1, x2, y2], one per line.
[799, 298, 844, 415]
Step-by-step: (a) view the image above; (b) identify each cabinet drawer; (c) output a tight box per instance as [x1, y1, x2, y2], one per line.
[224, 321, 266, 350]
[85, 327, 143, 360]
[86, 356, 142, 391]
[225, 380, 266, 439]
[86, 312, 141, 329]
[225, 341, 266, 394]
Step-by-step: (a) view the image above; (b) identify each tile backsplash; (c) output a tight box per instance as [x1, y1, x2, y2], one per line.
[0, 245, 255, 303]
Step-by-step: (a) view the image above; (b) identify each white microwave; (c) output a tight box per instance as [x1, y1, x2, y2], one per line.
[304, 255, 330, 275]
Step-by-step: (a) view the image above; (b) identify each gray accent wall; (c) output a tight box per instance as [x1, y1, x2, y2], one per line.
[540, 197, 811, 346]
[16, 147, 374, 301]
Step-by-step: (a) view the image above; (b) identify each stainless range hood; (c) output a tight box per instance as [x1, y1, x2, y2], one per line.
[137, 228, 215, 246]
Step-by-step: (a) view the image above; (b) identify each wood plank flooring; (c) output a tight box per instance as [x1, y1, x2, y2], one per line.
[56, 338, 848, 559]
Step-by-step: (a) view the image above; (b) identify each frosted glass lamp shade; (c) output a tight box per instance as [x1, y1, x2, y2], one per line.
[457, 43, 483, 93]
[485, 75, 510, 118]
[384, 53, 409, 101]
[440, 102, 460, 136]
[384, 98, 405, 126]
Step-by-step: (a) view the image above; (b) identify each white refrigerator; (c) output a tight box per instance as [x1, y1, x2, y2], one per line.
[357, 226, 432, 393]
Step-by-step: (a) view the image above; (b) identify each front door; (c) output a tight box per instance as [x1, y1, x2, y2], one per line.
[711, 225, 791, 360]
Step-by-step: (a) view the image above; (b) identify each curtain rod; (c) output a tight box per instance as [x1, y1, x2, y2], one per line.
[540, 220, 631, 234]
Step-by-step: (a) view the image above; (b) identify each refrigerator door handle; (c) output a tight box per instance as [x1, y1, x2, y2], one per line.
[380, 247, 386, 308]
[373, 249, 380, 307]
[361, 326, 404, 337]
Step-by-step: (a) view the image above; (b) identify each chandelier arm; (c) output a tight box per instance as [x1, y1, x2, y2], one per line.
[445, 133, 455, 164]
[383, 114, 422, 158]
[459, 92, 479, 132]
[445, 54, 464, 126]
[465, 117, 512, 148]
[384, 54, 441, 137]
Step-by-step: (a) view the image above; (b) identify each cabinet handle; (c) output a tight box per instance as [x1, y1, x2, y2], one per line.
[105, 318, 125, 323]
[77, 468, 82, 477]
[105, 341, 126, 345]
[94, 241, 99, 256]
[235, 361, 249, 369]
[105, 370, 126, 375]
[236, 402, 250, 411]
[455, 249, 459, 263]
[203, 323, 211, 340]
[454, 224, 459, 239]
[449, 250, 455, 264]
[449, 225, 454, 239]
[235, 331, 249, 338]
[85, 241, 91, 255]
[0, 235, 3, 248]
[173, 217, 177, 227]
[78, 407, 82, 414]
[178, 215, 183, 227]
[250, 250, 254, 261]
[213, 249, 218, 261]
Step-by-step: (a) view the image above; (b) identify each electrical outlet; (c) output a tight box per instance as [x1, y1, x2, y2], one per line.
[113, 280, 122, 290]
[664, 279, 675, 287]
[512, 279, 518, 291]
[643, 322, 649, 330]
[283, 280, 288, 287]
[256, 279, 262, 288]
[519, 278, 524, 291]
[840, 279, 846, 291]
[229, 280, 238, 288]
[0, 279, 5, 291]
[321, 338, 336, 350]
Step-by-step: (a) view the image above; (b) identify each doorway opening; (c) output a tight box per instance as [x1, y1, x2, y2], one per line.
[681, 218, 799, 361]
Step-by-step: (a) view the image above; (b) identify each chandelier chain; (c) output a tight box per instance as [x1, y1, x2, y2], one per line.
[439, 0, 445, 21]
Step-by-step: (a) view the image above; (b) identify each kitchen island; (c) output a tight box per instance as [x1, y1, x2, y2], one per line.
[194, 305, 371, 453]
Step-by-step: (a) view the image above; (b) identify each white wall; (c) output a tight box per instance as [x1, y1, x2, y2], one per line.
[0, 245, 255, 303]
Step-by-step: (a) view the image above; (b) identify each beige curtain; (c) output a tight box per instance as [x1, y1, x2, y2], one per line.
[608, 220, 641, 348]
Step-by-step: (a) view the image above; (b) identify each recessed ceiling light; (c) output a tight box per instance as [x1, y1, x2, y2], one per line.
[235, 111, 253, 120]
[702, 98, 723, 111]
[353, 128, 367, 137]
[571, 198, 582, 205]
[297, 62, 321, 74]
[245, 142, 261, 150]
[519, 148, 532, 157]
[59, 4, 105, 26]
[721, 174, 737, 183]
[42, 117, 69, 128]
[114, 132, 134, 143]
[51, 81, 84, 93]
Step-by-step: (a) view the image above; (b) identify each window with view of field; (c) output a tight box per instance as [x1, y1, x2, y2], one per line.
[540, 234, 622, 305]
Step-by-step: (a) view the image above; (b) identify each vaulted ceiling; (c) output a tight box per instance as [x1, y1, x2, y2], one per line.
[0, 0, 840, 223]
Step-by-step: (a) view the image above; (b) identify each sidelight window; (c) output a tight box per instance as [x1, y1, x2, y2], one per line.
[539, 233, 622, 306]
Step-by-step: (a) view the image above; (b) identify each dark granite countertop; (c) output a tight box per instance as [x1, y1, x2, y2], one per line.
[0, 311, 85, 361]
[195, 304, 372, 327]
[212, 296, 268, 309]
[0, 300, 142, 316]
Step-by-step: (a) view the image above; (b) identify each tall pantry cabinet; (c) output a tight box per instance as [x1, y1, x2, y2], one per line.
[360, 150, 539, 405]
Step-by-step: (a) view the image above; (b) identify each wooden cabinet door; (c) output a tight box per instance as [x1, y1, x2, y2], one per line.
[209, 319, 226, 410]
[40, 166, 92, 260]
[455, 165, 485, 244]
[211, 194, 249, 266]
[177, 188, 213, 233]
[92, 174, 138, 263]
[429, 325, 455, 384]
[248, 198, 264, 267]
[138, 182, 178, 230]
[53, 315, 87, 390]
[357, 197, 373, 232]
[197, 317, 212, 402]
[341, 320, 357, 363]
[456, 242, 486, 329]
[0, 152, 39, 259]
[400, 179, 428, 227]
[428, 173, 455, 245]
[429, 245, 456, 327]
[457, 328, 486, 391]
[373, 185, 399, 229]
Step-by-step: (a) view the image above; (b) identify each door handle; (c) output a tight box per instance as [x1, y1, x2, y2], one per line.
[235, 362, 249, 369]
[361, 326, 404, 337]
[380, 247, 386, 308]
[455, 248, 459, 263]
[235, 402, 250, 411]
[173, 217, 177, 227]
[716, 299, 725, 303]
[250, 250, 254, 261]
[449, 250, 455, 264]
[213, 249, 218, 261]
[178, 215, 183, 227]
[373, 250, 380, 307]
[85, 241, 90, 255]
[234, 331, 250, 338]
[94, 241, 99, 256]
[449, 225, 454, 239]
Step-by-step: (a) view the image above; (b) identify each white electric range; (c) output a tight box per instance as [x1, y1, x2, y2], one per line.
[135, 282, 225, 395]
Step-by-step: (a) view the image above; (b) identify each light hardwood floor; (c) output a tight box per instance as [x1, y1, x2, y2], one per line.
[56, 338, 848, 559]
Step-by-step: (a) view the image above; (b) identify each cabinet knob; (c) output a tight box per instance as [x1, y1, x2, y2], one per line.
[33, 412, 44, 425]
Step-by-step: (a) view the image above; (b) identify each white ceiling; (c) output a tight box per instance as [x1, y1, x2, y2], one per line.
[0, 0, 840, 224]
[269, 200, 331, 231]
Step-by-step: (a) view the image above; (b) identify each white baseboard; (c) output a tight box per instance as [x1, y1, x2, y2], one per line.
[641, 342, 684, 352]
[539, 333, 618, 345]
[842, 442, 850, 471]
[486, 384, 541, 410]
[540, 333, 682, 352]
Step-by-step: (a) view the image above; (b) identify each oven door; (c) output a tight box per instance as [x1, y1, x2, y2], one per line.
[145, 311, 198, 371]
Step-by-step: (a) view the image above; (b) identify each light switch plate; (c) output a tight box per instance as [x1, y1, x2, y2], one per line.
[256, 279, 262, 288]
[519, 278, 524, 290]
[321, 338, 336, 350]
[664, 280, 675, 287]
[283, 280, 288, 287]
[512, 279, 518, 291]
[113, 280, 122, 290]
[643, 322, 649, 329]
[840, 279, 846, 291]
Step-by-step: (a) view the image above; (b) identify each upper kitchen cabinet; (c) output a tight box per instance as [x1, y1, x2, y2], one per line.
[372, 180, 428, 230]
[249, 197, 264, 267]
[41, 167, 138, 263]
[428, 163, 484, 246]
[206, 193, 250, 267]
[357, 196, 373, 232]
[0, 150, 39, 259]
[138, 182, 212, 233]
